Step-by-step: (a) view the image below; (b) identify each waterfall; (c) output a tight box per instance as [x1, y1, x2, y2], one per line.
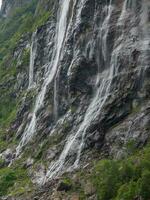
[16, 0, 71, 156]
[139, 0, 150, 75]
[74, 0, 114, 168]
[46, 54, 117, 180]
[53, 0, 79, 121]
[117, 0, 129, 26]
[16, 0, 150, 182]
[140, 0, 150, 48]
[45, 0, 114, 180]
[101, 0, 113, 62]
[28, 31, 37, 88]
[53, 76, 59, 121]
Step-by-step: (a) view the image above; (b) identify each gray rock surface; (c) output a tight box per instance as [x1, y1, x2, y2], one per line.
[0, 0, 150, 199]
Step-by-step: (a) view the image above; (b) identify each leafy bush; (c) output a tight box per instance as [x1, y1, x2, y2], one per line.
[92, 145, 150, 200]
[138, 170, 150, 199]
[92, 160, 120, 200]
[0, 168, 17, 196]
[115, 181, 138, 200]
[0, 167, 32, 197]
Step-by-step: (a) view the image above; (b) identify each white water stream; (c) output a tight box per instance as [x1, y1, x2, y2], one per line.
[46, 0, 114, 180]
[16, 0, 150, 182]
[46, 0, 149, 180]
[16, 0, 71, 155]
[28, 31, 37, 88]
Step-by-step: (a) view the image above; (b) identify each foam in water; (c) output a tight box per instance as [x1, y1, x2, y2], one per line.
[16, 0, 71, 155]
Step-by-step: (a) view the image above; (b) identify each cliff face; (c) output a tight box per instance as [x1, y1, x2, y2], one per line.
[0, 0, 32, 17]
[0, 0, 150, 199]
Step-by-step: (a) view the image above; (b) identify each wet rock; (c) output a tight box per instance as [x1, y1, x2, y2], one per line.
[86, 130, 105, 149]
[0, 0, 150, 199]
[57, 180, 72, 192]
[24, 158, 34, 168]
[70, 195, 80, 200]
[0, 148, 15, 166]
[84, 182, 96, 196]
[68, 56, 96, 96]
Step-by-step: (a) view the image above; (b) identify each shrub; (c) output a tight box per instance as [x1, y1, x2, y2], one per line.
[0, 168, 17, 196]
[92, 160, 120, 200]
[0, 167, 32, 197]
[138, 170, 150, 200]
[92, 145, 150, 200]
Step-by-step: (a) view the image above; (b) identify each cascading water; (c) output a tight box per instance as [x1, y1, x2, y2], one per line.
[117, 0, 129, 26]
[15, 0, 150, 183]
[136, 0, 150, 80]
[45, 0, 114, 180]
[16, 0, 71, 155]
[46, 0, 149, 180]
[53, 71, 59, 121]
[101, 0, 113, 62]
[28, 31, 37, 89]
[53, 0, 83, 121]
[140, 0, 150, 55]
[74, 0, 114, 168]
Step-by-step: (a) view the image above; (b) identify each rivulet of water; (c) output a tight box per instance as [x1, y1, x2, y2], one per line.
[16, 0, 71, 156]
[28, 30, 37, 88]
[45, 0, 115, 180]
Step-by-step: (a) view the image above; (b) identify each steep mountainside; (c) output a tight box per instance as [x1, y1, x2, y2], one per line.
[1, 0, 32, 17]
[0, 0, 150, 199]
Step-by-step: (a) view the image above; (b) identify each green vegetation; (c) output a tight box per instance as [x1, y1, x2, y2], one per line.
[0, 1, 52, 195]
[0, 0, 52, 61]
[0, 166, 33, 197]
[58, 175, 86, 199]
[0, 0, 52, 152]
[0, 158, 5, 168]
[92, 145, 150, 200]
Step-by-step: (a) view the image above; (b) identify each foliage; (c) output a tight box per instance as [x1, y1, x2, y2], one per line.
[92, 145, 150, 200]
[92, 160, 120, 200]
[0, 168, 17, 196]
[0, 158, 5, 168]
[0, 0, 52, 70]
[0, 166, 32, 197]
[0, 0, 52, 151]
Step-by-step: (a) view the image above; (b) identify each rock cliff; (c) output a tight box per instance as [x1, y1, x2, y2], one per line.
[0, 0, 32, 17]
[0, 0, 149, 199]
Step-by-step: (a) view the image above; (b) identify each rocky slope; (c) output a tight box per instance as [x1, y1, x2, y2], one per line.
[0, 0, 150, 199]
[1, 0, 32, 17]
